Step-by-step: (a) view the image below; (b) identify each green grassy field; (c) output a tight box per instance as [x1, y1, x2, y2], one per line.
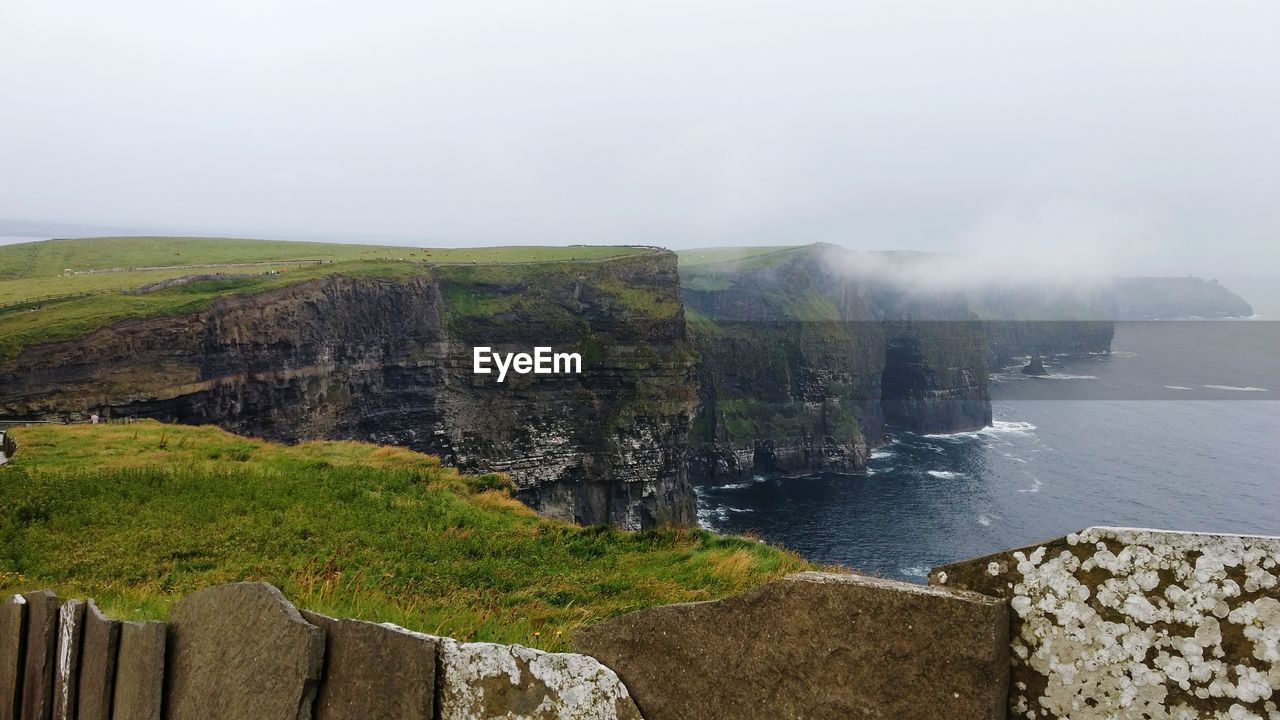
[0, 236, 649, 281]
[676, 245, 798, 268]
[0, 237, 657, 360]
[0, 422, 813, 649]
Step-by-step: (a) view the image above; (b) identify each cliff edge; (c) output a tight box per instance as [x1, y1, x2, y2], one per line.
[0, 251, 697, 529]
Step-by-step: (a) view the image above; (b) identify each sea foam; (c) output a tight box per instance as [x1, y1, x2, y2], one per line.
[922, 419, 1036, 441]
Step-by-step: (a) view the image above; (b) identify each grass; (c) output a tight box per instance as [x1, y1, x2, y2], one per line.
[676, 246, 800, 268]
[0, 422, 814, 650]
[438, 254, 685, 331]
[0, 237, 662, 360]
[678, 245, 842, 322]
[0, 236, 650, 281]
[0, 260, 423, 360]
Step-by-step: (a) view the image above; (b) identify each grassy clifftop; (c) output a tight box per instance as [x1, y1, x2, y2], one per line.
[0, 237, 662, 360]
[0, 236, 650, 281]
[0, 421, 811, 650]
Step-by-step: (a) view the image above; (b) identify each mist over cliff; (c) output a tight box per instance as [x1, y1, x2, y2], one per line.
[678, 243, 1256, 484]
[811, 244, 1253, 321]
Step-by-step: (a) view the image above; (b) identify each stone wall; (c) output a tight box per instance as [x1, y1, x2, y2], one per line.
[933, 527, 1280, 720]
[574, 572, 1009, 720]
[0, 583, 641, 720]
[2, 528, 1275, 720]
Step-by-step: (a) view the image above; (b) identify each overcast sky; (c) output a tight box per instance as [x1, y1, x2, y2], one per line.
[2, 2, 1277, 307]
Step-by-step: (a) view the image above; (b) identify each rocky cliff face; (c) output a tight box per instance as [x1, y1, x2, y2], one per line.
[1110, 276, 1254, 319]
[982, 320, 1115, 368]
[681, 247, 992, 482]
[686, 319, 878, 481]
[0, 253, 698, 529]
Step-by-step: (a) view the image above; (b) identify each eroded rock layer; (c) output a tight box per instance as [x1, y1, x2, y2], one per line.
[0, 252, 698, 529]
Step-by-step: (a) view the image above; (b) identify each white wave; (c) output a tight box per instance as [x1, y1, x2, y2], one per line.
[980, 420, 1037, 438]
[706, 475, 769, 491]
[919, 432, 968, 442]
[920, 425, 985, 439]
[923, 419, 1036, 442]
[977, 514, 993, 527]
[899, 566, 930, 578]
[696, 504, 753, 526]
[1016, 472, 1043, 494]
[990, 419, 1036, 432]
[1204, 384, 1268, 392]
[694, 506, 719, 529]
[926, 470, 966, 480]
[1164, 385, 1192, 391]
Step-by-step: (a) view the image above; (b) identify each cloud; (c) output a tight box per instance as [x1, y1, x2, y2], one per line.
[0, 1, 1276, 309]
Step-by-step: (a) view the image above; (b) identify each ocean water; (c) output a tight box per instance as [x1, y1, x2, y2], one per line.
[694, 321, 1280, 581]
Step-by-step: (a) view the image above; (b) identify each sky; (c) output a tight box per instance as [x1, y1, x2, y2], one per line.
[2, 2, 1278, 309]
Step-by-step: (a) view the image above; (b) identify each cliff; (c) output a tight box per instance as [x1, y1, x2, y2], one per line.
[1109, 276, 1254, 319]
[960, 283, 1113, 366]
[0, 251, 698, 529]
[680, 246, 991, 482]
[982, 319, 1115, 367]
[970, 275, 1255, 366]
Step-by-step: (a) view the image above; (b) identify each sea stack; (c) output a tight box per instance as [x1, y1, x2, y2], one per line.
[1021, 354, 1048, 376]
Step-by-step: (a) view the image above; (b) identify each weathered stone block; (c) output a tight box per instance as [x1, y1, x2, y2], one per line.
[300, 612, 436, 720]
[75, 600, 120, 720]
[20, 590, 59, 720]
[51, 600, 84, 720]
[0, 594, 28, 720]
[436, 637, 642, 720]
[932, 526, 1280, 720]
[110, 621, 165, 720]
[574, 571, 1009, 720]
[164, 583, 324, 720]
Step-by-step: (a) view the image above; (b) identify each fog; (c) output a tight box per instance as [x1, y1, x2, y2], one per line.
[1, 1, 1277, 310]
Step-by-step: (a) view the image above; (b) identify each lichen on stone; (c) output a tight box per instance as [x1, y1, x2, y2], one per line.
[936, 526, 1280, 720]
[435, 637, 643, 720]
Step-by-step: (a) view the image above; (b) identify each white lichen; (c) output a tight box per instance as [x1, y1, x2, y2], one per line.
[435, 636, 639, 720]
[996, 527, 1280, 719]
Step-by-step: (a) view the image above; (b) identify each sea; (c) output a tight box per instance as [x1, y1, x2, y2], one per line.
[693, 320, 1280, 582]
